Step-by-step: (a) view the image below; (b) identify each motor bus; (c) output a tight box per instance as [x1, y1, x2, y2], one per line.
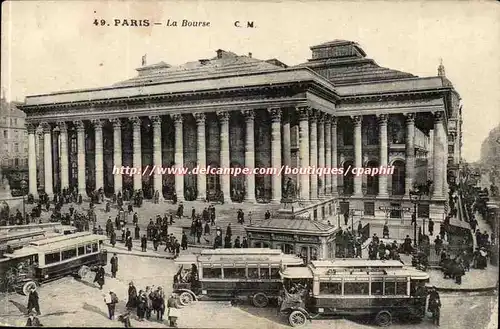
[0, 232, 107, 295]
[172, 248, 304, 307]
[278, 259, 429, 327]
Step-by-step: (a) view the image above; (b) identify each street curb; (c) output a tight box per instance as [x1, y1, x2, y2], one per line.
[435, 285, 498, 293]
[106, 249, 175, 259]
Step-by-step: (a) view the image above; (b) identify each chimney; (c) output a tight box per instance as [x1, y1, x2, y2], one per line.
[216, 49, 223, 59]
[248, 52, 252, 58]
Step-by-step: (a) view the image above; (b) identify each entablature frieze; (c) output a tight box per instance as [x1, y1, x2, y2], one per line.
[24, 98, 310, 124]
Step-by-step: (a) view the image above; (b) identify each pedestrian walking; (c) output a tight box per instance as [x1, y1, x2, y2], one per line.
[428, 286, 441, 326]
[26, 287, 40, 315]
[104, 291, 118, 320]
[167, 294, 180, 327]
[141, 234, 147, 252]
[110, 253, 118, 278]
[126, 282, 138, 309]
[94, 265, 105, 290]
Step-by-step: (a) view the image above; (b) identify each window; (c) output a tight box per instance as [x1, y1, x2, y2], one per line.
[86, 244, 92, 253]
[343, 125, 353, 145]
[390, 203, 402, 219]
[366, 121, 379, 145]
[344, 282, 369, 295]
[3, 130, 7, 138]
[270, 267, 281, 279]
[61, 248, 77, 261]
[417, 204, 430, 218]
[320, 282, 342, 295]
[384, 281, 396, 295]
[396, 279, 408, 295]
[260, 268, 270, 279]
[247, 267, 260, 279]
[364, 202, 375, 216]
[202, 268, 222, 279]
[78, 246, 85, 255]
[45, 252, 61, 265]
[92, 243, 98, 252]
[224, 267, 246, 279]
[371, 281, 383, 295]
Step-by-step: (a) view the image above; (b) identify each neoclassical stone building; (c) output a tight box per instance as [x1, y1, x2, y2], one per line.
[20, 40, 462, 224]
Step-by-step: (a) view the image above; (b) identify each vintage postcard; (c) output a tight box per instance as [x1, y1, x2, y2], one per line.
[0, 1, 498, 328]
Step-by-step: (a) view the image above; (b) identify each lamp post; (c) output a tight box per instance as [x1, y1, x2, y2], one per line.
[409, 190, 423, 248]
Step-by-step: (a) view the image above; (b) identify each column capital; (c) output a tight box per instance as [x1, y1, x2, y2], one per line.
[74, 120, 85, 131]
[317, 112, 326, 124]
[377, 114, 388, 124]
[27, 123, 37, 134]
[297, 106, 310, 121]
[405, 113, 416, 123]
[40, 122, 51, 133]
[57, 122, 67, 132]
[149, 115, 162, 126]
[269, 108, 282, 122]
[91, 119, 103, 129]
[351, 115, 362, 126]
[433, 111, 445, 123]
[194, 112, 206, 125]
[129, 116, 142, 128]
[330, 116, 338, 127]
[242, 109, 254, 121]
[110, 118, 122, 128]
[309, 109, 318, 122]
[216, 111, 230, 123]
[173, 114, 183, 124]
[323, 113, 331, 124]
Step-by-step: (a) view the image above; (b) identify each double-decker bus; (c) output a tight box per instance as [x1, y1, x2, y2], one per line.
[172, 248, 304, 307]
[279, 259, 429, 327]
[0, 232, 107, 295]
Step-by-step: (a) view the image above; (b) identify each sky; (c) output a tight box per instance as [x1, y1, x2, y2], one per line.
[1, 0, 499, 162]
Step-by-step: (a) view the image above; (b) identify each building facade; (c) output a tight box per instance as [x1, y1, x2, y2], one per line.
[20, 40, 462, 224]
[0, 97, 28, 169]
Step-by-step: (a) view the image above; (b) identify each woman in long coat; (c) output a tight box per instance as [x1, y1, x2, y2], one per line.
[136, 290, 146, 320]
[126, 282, 138, 309]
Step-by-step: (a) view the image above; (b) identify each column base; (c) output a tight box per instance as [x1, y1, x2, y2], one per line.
[244, 199, 257, 204]
[270, 199, 281, 205]
[353, 193, 364, 199]
[377, 193, 390, 199]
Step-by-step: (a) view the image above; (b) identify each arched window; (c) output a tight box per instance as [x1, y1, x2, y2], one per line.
[343, 161, 354, 195]
[366, 160, 379, 195]
[392, 160, 406, 195]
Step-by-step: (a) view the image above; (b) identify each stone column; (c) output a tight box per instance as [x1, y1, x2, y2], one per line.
[353, 115, 363, 197]
[405, 113, 416, 195]
[217, 111, 231, 203]
[130, 117, 142, 191]
[298, 106, 310, 201]
[243, 110, 256, 203]
[270, 108, 282, 204]
[331, 117, 338, 195]
[93, 119, 104, 191]
[309, 111, 318, 200]
[318, 114, 325, 198]
[282, 109, 291, 175]
[194, 113, 207, 201]
[41, 122, 53, 197]
[58, 122, 69, 191]
[378, 114, 389, 198]
[324, 115, 332, 196]
[75, 120, 86, 196]
[173, 114, 185, 201]
[27, 123, 38, 197]
[151, 116, 163, 201]
[111, 118, 122, 195]
[432, 112, 446, 200]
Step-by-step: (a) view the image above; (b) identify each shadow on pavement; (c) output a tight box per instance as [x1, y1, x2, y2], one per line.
[82, 302, 108, 319]
[9, 299, 27, 314]
[74, 277, 99, 289]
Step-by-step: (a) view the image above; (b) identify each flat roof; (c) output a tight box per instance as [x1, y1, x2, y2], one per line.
[311, 259, 405, 269]
[29, 231, 92, 246]
[200, 248, 283, 256]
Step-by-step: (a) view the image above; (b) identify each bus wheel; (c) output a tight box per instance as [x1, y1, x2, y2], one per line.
[252, 293, 269, 308]
[289, 310, 307, 327]
[78, 265, 90, 279]
[375, 310, 392, 327]
[22, 281, 37, 296]
[178, 292, 194, 306]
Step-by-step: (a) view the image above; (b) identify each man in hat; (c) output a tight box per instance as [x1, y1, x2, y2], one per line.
[104, 291, 118, 320]
[167, 294, 179, 327]
[110, 253, 119, 278]
[427, 286, 441, 326]
[26, 286, 40, 316]
[25, 311, 42, 327]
